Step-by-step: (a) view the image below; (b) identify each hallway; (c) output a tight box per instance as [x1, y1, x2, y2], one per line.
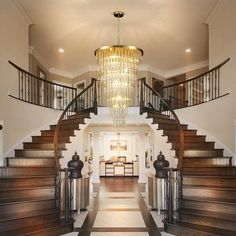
[62, 177, 174, 236]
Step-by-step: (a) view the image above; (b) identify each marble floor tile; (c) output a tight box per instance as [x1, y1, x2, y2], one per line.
[90, 233, 149, 236]
[99, 198, 139, 210]
[93, 211, 146, 228]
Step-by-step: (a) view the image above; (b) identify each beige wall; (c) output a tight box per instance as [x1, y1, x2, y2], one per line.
[0, 1, 62, 156]
[177, 0, 236, 154]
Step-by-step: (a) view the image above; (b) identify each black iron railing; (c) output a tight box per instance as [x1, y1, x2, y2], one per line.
[162, 58, 230, 109]
[140, 78, 184, 169]
[54, 78, 97, 222]
[9, 61, 77, 110]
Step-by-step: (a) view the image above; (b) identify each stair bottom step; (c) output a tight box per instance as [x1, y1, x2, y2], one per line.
[165, 220, 236, 236]
[0, 221, 73, 236]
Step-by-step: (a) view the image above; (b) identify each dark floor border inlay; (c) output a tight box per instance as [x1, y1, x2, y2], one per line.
[75, 227, 148, 232]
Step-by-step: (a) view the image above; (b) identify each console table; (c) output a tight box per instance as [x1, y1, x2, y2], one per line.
[105, 163, 134, 176]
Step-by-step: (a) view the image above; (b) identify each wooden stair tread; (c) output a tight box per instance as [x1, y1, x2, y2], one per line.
[0, 208, 58, 222]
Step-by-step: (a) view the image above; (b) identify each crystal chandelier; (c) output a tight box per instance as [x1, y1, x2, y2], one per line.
[95, 11, 143, 127]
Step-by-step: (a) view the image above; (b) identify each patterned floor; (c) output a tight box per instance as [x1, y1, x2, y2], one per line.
[61, 178, 175, 236]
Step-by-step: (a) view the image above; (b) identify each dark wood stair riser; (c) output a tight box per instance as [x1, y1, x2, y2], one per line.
[146, 112, 170, 120]
[182, 149, 224, 157]
[31, 136, 70, 143]
[6, 158, 55, 167]
[183, 157, 231, 167]
[172, 142, 215, 150]
[181, 199, 236, 215]
[41, 130, 74, 137]
[158, 123, 188, 130]
[50, 124, 80, 131]
[183, 167, 236, 176]
[179, 212, 236, 232]
[163, 129, 197, 136]
[67, 112, 90, 120]
[164, 221, 218, 236]
[0, 176, 55, 189]
[0, 167, 56, 177]
[0, 199, 56, 218]
[167, 135, 206, 143]
[0, 213, 58, 233]
[152, 117, 177, 125]
[183, 187, 236, 200]
[15, 149, 58, 158]
[0, 187, 55, 202]
[23, 142, 65, 150]
[183, 176, 236, 188]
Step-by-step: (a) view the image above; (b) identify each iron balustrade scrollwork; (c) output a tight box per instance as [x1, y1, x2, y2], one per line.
[140, 78, 184, 170]
[53, 78, 97, 172]
[8, 61, 77, 110]
[54, 78, 97, 222]
[162, 58, 230, 109]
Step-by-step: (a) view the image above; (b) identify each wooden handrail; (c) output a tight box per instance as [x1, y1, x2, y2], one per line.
[9, 60, 76, 90]
[140, 78, 184, 170]
[53, 78, 97, 172]
[163, 58, 230, 89]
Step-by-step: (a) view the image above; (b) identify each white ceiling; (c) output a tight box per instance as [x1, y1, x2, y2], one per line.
[19, 0, 218, 77]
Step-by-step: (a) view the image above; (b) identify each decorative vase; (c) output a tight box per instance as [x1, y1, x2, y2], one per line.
[67, 151, 84, 179]
[153, 151, 169, 178]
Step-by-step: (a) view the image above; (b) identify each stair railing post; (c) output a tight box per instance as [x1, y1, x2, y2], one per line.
[93, 78, 98, 114]
[140, 78, 146, 114]
[165, 168, 174, 224]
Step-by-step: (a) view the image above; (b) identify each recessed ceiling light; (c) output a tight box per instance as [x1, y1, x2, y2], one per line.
[185, 48, 191, 53]
[58, 48, 64, 53]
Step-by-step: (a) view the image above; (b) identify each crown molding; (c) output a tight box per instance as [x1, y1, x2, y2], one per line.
[10, 0, 32, 26]
[29, 46, 51, 71]
[205, 0, 229, 26]
[164, 60, 209, 78]
[48, 60, 209, 80]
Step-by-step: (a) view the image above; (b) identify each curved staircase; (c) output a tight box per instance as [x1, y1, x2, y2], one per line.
[0, 111, 92, 236]
[146, 110, 236, 236]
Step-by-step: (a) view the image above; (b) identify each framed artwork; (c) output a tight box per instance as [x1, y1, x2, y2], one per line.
[110, 140, 127, 151]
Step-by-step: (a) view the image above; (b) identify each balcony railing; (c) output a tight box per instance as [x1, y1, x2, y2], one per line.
[162, 58, 230, 109]
[9, 61, 77, 110]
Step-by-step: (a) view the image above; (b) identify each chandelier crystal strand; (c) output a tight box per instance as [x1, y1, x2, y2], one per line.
[95, 11, 143, 127]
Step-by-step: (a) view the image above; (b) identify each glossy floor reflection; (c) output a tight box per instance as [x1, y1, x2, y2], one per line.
[61, 177, 175, 236]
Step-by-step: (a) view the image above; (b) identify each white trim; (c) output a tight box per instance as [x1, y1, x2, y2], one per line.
[49, 68, 74, 79]
[205, 0, 229, 26]
[29, 46, 51, 71]
[177, 116, 234, 159]
[164, 60, 209, 78]
[3, 117, 60, 158]
[10, 0, 32, 26]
